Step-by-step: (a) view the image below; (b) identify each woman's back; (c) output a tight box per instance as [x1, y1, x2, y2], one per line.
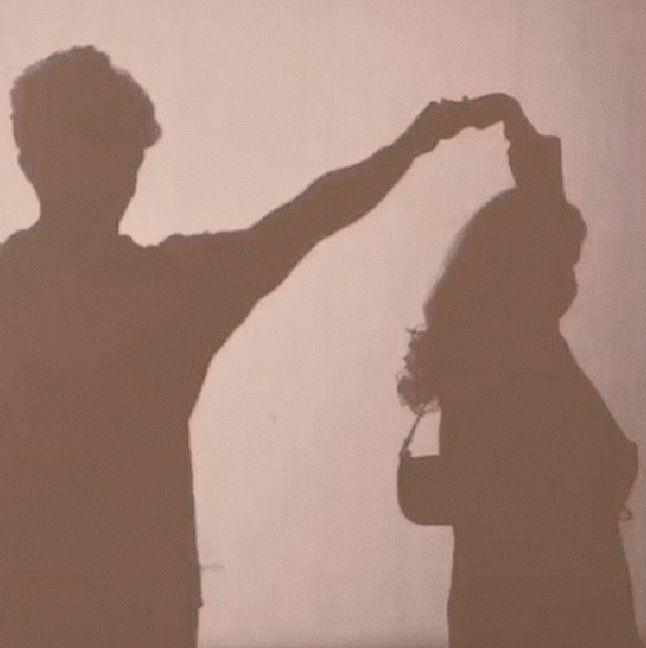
[440, 335, 640, 647]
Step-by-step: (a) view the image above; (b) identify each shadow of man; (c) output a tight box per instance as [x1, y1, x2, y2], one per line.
[0, 47, 512, 647]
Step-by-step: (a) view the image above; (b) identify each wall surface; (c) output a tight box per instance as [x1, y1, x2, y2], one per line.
[1, 2, 644, 646]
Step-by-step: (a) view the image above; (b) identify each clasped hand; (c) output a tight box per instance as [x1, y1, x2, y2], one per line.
[402, 92, 534, 156]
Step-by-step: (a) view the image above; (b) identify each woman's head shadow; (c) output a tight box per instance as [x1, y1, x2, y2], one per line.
[399, 132, 587, 411]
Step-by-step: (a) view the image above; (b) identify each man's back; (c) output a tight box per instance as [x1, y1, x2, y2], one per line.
[3, 46, 493, 646]
[0, 225, 251, 607]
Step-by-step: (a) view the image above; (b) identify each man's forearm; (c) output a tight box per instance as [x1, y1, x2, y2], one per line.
[291, 134, 421, 237]
[251, 130, 426, 247]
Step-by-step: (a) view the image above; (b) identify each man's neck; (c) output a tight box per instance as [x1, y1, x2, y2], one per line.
[36, 206, 122, 249]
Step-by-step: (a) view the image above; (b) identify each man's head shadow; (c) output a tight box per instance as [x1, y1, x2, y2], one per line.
[11, 46, 160, 234]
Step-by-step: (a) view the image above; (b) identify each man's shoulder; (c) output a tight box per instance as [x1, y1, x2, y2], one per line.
[156, 230, 248, 254]
[1, 225, 36, 250]
[152, 229, 255, 271]
[0, 225, 41, 266]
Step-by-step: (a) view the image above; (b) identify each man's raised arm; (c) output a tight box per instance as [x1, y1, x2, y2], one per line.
[249, 105, 444, 248]
[162, 94, 520, 325]
[239, 94, 519, 297]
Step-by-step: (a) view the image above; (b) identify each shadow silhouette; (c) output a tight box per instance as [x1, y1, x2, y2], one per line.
[398, 100, 642, 647]
[0, 46, 512, 647]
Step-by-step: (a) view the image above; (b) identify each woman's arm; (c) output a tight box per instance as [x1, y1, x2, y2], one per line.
[497, 98, 565, 196]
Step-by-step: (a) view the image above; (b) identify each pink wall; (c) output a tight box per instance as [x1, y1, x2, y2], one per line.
[1, 1, 643, 645]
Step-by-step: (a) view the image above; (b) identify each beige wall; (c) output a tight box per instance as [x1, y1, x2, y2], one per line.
[1, 1, 644, 646]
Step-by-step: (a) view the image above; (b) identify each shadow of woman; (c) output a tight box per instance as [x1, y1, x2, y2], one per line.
[398, 100, 642, 648]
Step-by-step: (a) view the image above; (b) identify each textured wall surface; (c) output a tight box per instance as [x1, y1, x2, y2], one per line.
[0, 2, 644, 646]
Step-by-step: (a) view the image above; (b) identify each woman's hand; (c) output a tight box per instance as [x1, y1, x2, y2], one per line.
[463, 93, 522, 129]
[399, 93, 533, 158]
[464, 93, 538, 142]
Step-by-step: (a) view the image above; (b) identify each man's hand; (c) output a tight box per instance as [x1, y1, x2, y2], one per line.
[399, 99, 474, 157]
